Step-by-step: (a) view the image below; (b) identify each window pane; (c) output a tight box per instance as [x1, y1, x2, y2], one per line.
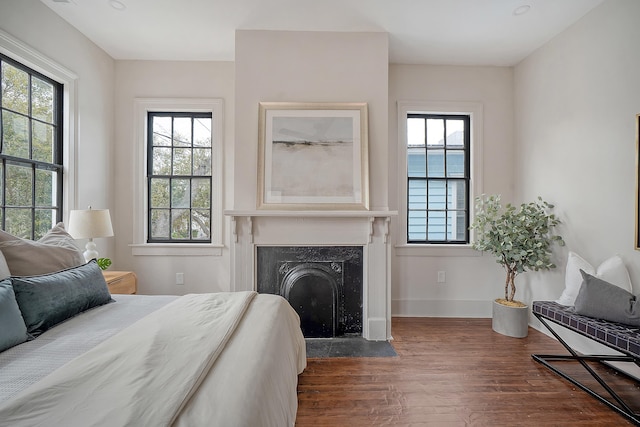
[171, 209, 190, 239]
[446, 151, 465, 178]
[32, 121, 54, 163]
[152, 147, 171, 175]
[407, 149, 425, 178]
[426, 118, 444, 147]
[173, 148, 192, 175]
[6, 163, 32, 206]
[193, 148, 211, 176]
[408, 210, 426, 241]
[428, 180, 446, 210]
[35, 209, 54, 239]
[408, 179, 426, 210]
[173, 117, 191, 147]
[446, 119, 464, 147]
[150, 178, 170, 208]
[35, 169, 55, 206]
[447, 180, 466, 209]
[448, 210, 467, 241]
[2, 110, 29, 158]
[152, 116, 172, 146]
[171, 178, 190, 208]
[150, 209, 170, 239]
[191, 209, 210, 240]
[427, 149, 444, 177]
[427, 211, 446, 240]
[407, 118, 425, 146]
[194, 118, 211, 147]
[1, 63, 29, 115]
[5, 208, 31, 238]
[31, 76, 54, 123]
[191, 178, 210, 209]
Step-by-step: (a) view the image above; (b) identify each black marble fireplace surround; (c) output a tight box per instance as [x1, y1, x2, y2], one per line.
[257, 246, 363, 338]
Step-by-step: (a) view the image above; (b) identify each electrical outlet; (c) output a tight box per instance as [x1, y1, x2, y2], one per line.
[437, 271, 446, 283]
[176, 272, 184, 285]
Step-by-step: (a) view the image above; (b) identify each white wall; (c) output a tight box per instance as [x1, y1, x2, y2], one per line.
[514, 0, 640, 357]
[233, 30, 389, 210]
[389, 64, 516, 317]
[0, 0, 114, 255]
[113, 60, 235, 294]
[515, 0, 640, 305]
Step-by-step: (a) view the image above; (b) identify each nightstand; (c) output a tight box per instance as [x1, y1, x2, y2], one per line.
[103, 271, 137, 295]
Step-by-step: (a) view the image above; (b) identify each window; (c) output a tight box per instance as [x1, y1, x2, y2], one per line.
[0, 53, 63, 239]
[397, 101, 483, 253]
[147, 112, 212, 243]
[407, 114, 470, 244]
[132, 98, 223, 256]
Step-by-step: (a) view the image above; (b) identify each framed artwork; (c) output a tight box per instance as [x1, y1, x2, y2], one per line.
[258, 102, 369, 210]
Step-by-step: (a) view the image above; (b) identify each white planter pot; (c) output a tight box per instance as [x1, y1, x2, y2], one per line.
[492, 300, 529, 338]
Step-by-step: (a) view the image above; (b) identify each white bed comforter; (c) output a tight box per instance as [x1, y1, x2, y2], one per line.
[0, 291, 306, 427]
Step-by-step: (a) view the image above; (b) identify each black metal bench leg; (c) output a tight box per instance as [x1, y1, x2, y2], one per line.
[532, 313, 640, 425]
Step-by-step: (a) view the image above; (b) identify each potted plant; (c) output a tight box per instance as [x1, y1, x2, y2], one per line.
[470, 194, 564, 338]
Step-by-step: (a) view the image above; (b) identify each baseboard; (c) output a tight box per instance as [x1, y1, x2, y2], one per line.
[392, 299, 492, 318]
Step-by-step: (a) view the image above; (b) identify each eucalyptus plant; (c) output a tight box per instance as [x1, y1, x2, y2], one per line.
[470, 194, 564, 304]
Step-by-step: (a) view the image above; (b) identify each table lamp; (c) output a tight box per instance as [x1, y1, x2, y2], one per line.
[67, 207, 114, 262]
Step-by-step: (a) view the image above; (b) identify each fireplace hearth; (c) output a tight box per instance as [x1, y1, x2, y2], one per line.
[257, 246, 363, 338]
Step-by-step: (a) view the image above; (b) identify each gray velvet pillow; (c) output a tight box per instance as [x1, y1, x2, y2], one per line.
[574, 269, 640, 326]
[0, 279, 29, 352]
[12, 260, 112, 337]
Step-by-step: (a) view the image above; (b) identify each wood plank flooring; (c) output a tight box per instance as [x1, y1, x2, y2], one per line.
[296, 317, 640, 426]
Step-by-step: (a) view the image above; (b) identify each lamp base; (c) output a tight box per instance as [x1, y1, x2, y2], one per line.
[83, 240, 99, 262]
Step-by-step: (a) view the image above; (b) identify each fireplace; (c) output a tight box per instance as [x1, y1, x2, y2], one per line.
[225, 211, 394, 341]
[257, 246, 363, 338]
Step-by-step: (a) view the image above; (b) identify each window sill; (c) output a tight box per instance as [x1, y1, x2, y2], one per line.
[130, 243, 224, 257]
[394, 244, 481, 257]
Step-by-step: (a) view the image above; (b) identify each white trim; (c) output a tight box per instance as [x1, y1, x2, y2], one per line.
[396, 100, 484, 255]
[131, 98, 224, 256]
[0, 29, 78, 223]
[394, 244, 481, 257]
[392, 298, 491, 317]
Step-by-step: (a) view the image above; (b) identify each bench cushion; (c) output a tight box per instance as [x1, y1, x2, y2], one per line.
[533, 301, 640, 358]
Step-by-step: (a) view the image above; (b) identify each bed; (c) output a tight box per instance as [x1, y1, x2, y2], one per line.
[0, 269, 306, 426]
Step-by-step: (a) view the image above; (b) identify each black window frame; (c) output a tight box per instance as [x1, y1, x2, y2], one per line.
[0, 53, 64, 240]
[147, 111, 213, 244]
[407, 113, 470, 244]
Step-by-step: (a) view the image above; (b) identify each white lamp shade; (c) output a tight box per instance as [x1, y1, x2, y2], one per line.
[67, 209, 114, 239]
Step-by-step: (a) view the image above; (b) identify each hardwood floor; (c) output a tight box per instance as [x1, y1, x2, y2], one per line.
[296, 317, 640, 426]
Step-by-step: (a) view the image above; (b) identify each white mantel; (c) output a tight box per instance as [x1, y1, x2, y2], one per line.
[224, 210, 397, 341]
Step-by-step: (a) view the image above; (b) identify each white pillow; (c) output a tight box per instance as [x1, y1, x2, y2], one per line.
[556, 252, 632, 306]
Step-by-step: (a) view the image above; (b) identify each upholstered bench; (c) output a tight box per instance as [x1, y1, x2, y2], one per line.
[532, 301, 640, 425]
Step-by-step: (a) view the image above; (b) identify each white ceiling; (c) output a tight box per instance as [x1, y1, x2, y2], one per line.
[40, 0, 604, 66]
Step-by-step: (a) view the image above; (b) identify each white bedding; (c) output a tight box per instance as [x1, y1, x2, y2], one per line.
[0, 292, 306, 427]
[0, 294, 178, 403]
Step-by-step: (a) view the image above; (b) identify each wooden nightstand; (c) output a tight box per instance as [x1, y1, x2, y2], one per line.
[103, 271, 137, 295]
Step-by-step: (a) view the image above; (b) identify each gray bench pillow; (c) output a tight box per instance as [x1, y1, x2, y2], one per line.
[574, 269, 640, 326]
